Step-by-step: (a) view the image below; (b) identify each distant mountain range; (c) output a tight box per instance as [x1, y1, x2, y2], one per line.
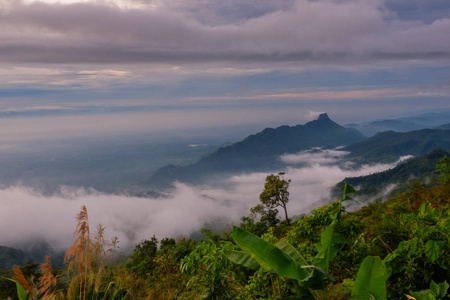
[145, 112, 450, 189]
[345, 119, 427, 137]
[345, 110, 450, 136]
[146, 113, 366, 187]
[436, 123, 450, 130]
[342, 129, 450, 164]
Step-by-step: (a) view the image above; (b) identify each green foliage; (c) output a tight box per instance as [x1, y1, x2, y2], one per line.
[343, 130, 450, 164]
[239, 215, 269, 237]
[259, 172, 292, 225]
[180, 241, 240, 299]
[383, 202, 450, 298]
[407, 280, 449, 300]
[350, 256, 386, 300]
[251, 204, 280, 228]
[160, 238, 176, 252]
[333, 150, 449, 199]
[125, 236, 158, 277]
[86, 282, 136, 300]
[436, 155, 450, 185]
[314, 183, 354, 273]
[6, 278, 28, 300]
[230, 183, 387, 300]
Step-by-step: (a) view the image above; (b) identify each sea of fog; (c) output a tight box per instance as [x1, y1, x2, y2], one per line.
[0, 148, 403, 253]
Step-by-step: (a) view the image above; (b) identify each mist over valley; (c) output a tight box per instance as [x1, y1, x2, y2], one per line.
[1, 111, 449, 265]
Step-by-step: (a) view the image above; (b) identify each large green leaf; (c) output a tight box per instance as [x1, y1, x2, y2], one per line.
[231, 226, 309, 282]
[228, 250, 261, 270]
[278, 240, 309, 266]
[409, 290, 437, 300]
[300, 265, 334, 290]
[6, 278, 28, 300]
[314, 221, 348, 271]
[430, 280, 449, 299]
[425, 240, 444, 262]
[351, 256, 386, 300]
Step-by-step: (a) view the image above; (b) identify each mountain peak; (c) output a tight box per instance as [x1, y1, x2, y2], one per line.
[317, 113, 330, 121]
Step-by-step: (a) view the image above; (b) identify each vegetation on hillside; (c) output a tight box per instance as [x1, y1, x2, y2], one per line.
[1, 156, 449, 299]
[343, 129, 450, 164]
[333, 149, 449, 198]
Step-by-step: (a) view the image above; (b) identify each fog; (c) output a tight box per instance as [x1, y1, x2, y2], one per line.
[0, 149, 401, 254]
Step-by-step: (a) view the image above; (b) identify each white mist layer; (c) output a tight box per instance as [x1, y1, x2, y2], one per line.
[280, 149, 350, 165]
[0, 151, 402, 252]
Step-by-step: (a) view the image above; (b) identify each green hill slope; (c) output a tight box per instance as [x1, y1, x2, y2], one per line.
[333, 149, 449, 198]
[342, 129, 450, 164]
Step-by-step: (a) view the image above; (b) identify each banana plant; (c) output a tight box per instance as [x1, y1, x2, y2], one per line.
[230, 183, 387, 299]
[350, 256, 386, 300]
[405, 280, 449, 300]
[6, 278, 29, 300]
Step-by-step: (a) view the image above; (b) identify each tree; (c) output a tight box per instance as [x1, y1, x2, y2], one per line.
[259, 172, 291, 225]
[436, 155, 450, 185]
[125, 236, 158, 276]
[250, 204, 280, 228]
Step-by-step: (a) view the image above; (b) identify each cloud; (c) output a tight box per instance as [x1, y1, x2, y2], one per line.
[0, 148, 402, 253]
[0, 106, 70, 113]
[306, 110, 325, 121]
[0, 66, 138, 90]
[0, 0, 449, 65]
[180, 88, 413, 102]
[280, 149, 350, 165]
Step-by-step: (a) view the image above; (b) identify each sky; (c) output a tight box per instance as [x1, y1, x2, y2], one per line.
[0, 0, 449, 143]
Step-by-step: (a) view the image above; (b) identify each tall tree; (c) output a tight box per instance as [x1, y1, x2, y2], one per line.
[259, 172, 291, 225]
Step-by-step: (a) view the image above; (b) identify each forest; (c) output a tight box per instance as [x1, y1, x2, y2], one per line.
[0, 157, 449, 300]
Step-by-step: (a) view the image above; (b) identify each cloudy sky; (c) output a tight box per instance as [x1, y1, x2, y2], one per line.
[0, 0, 449, 142]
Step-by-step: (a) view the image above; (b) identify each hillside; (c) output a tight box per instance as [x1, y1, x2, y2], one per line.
[333, 149, 449, 198]
[435, 123, 450, 130]
[342, 129, 450, 164]
[147, 114, 366, 187]
[2, 167, 449, 300]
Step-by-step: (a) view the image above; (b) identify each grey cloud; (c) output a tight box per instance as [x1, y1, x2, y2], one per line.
[280, 149, 350, 165]
[129, 0, 295, 25]
[0, 0, 450, 64]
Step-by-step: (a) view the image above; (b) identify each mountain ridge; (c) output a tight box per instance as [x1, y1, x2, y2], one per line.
[342, 128, 450, 164]
[146, 113, 366, 188]
[332, 149, 449, 199]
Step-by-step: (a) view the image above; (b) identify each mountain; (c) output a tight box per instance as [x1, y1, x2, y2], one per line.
[342, 129, 450, 164]
[333, 149, 448, 199]
[0, 245, 27, 270]
[345, 111, 450, 137]
[400, 111, 450, 127]
[435, 123, 450, 130]
[147, 113, 366, 188]
[345, 119, 426, 137]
